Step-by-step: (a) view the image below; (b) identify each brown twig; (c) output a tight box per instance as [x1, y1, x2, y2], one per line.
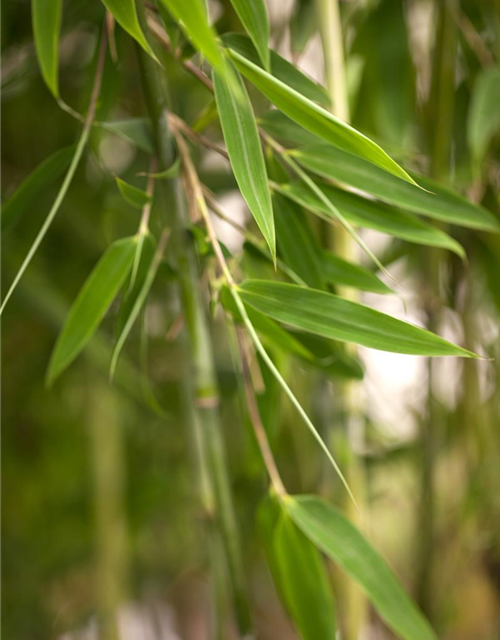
[168, 113, 229, 160]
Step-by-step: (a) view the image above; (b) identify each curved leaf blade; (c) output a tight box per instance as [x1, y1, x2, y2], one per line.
[237, 280, 478, 357]
[32, 0, 62, 97]
[1, 145, 75, 232]
[227, 1, 270, 70]
[228, 49, 416, 184]
[319, 251, 393, 294]
[292, 143, 500, 233]
[214, 67, 275, 257]
[115, 177, 151, 208]
[286, 495, 437, 640]
[47, 236, 137, 385]
[100, 0, 156, 58]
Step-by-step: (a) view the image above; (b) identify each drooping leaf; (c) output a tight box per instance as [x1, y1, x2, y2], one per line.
[214, 66, 275, 258]
[223, 33, 330, 107]
[1, 145, 75, 232]
[159, 0, 227, 76]
[227, 1, 270, 70]
[47, 236, 137, 385]
[100, 0, 156, 58]
[319, 251, 393, 294]
[292, 143, 500, 232]
[115, 177, 151, 209]
[228, 49, 416, 184]
[273, 194, 324, 289]
[237, 280, 477, 357]
[259, 495, 337, 640]
[99, 118, 154, 153]
[275, 180, 464, 256]
[32, 0, 62, 97]
[467, 65, 500, 165]
[286, 495, 437, 640]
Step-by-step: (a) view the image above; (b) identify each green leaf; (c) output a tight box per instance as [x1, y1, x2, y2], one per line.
[275, 180, 464, 256]
[32, 0, 62, 97]
[319, 251, 393, 294]
[286, 495, 437, 640]
[467, 65, 500, 165]
[1, 145, 75, 232]
[228, 49, 416, 184]
[227, 1, 270, 70]
[273, 194, 324, 289]
[214, 66, 275, 258]
[292, 143, 500, 233]
[159, 0, 227, 76]
[237, 280, 477, 357]
[259, 109, 319, 146]
[100, 0, 156, 59]
[47, 236, 137, 385]
[115, 177, 151, 209]
[223, 34, 330, 107]
[259, 495, 337, 640]
[99, 118, 154, 154]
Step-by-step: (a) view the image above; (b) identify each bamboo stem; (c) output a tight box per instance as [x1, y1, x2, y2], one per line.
[135, 5, 252, 634]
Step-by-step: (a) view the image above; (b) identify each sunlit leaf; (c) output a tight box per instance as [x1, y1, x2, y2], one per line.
[1, 145, 75, 231]
[115, 177, 151, 209]
[32, 0, 62, 97]
[227, 1, 270, 70]
[214, 66, 275, 258]
[259, 495, 337, 640]
[286, 495, 437, 640]
[292, 143, 500, 232]
[47, 236, 137, 385]
[237, 280, 477, 357]
[100, 0, 156, 58]
[228, 49, 416, 184]
[275, 180, 464, 256]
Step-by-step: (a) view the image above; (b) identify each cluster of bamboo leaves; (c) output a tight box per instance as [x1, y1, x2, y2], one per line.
[2, 0, 499, 638]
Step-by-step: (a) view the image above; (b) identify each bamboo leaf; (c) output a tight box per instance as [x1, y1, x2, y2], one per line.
[319, 251, 393, 294]
[228, 49, 416, 184]
[159, 0, 227, 76]
[286, 495, 437, 640]
[1, 145, 75, 232]
[115, 177, 151, 209]
[292, 143, 500, 233]
[32, 0, 62, 97]
[223, 33, 330, 107]
[273, 194, 324, 289]
[237, 280, 478, 357]
[99, 118, 154, 153]
[214, 67, 275, 258]
[227, 1, 270, 70]
[467, 65, 500, 165]
[47, 236, 137, 385]
[259, 495, 337, 640]
[100, 0, 156, 59]
[275, 180, 465, 256]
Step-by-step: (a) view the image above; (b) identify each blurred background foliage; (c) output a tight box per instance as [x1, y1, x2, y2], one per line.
[2, 0, 500, 638]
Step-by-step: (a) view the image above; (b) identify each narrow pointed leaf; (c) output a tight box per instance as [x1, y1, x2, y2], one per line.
[275, 180, 465, 256]
[319, 251, 393, 294]
[99, 118, 154, 153]
[1, 145, 75, 231]
[292, 143, 500, 232]
[259, 496, 337, 640]
[100, 0, 156, 59]
[223, 34, 330, 107]
[227, 1, 270, 70]
[47, 236, 137, 385]
[237, 280, 477, 357]
[228, 49, 416, 184]
[32, 0, 62, 97]
[286, 495, 437, 640]
[115, 177, 151, 209]
[214, 67, 275, 257]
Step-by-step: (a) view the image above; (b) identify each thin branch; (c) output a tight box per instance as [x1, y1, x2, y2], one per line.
[168, 113, 229, 160]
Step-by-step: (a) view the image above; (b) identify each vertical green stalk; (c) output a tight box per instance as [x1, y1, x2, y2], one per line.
[315, 1, 366, 638]
[135, 4, 252, 636]
[88, 380, 129, 640]
[416, 0, 458, 620]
